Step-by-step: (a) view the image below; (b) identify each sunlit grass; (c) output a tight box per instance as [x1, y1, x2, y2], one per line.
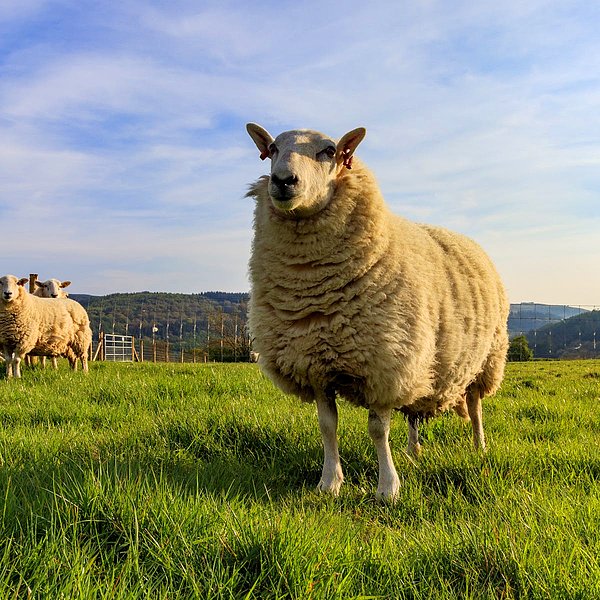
[0, 359, 598, 598]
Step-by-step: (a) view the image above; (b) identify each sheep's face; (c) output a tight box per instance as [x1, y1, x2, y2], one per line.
[0, 275, 27, 303]
[247, 124, 366, 218]
[35, 279, 71, 298]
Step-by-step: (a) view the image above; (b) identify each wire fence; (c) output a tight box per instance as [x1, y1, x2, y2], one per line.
[509, 303, 600, 359]
[86, 310, 252, 363]
[66, 290, 252, 364]
[23, 271, 600, 363]
[85, 300, 599, 362]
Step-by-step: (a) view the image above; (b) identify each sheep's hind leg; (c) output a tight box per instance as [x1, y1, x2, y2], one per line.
[466, 385, 485, 450]
[407, 414, 422, 457]
[368, 407, 400, 501]
[315, 394, 344, 495]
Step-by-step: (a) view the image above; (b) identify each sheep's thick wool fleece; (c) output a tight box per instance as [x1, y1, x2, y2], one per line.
[247, 160, 509, 416]
[0, 285, 90, 357]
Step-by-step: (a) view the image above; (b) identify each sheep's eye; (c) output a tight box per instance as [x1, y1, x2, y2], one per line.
[317, 145, 336, 160]
[268, 143, 278, 156]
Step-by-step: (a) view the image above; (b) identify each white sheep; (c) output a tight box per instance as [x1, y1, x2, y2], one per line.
[246, 123, 509, 501]
[33, 278, 71, 299]
[0, 275, 92, 378]
[32, 278, 72, 368]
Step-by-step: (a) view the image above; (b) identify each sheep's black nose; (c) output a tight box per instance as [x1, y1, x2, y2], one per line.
[3, 292, 12, 299]
[271, 173, 298, 189]
[51, 294, 58, 298]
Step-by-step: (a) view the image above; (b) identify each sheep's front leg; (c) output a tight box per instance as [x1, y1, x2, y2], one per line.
[466, 386, 485, 450]
[315, 394, 343, 495]
[368, 407, 400, 501]
[10, 354, 23, 378]
[3, 351, 14, 378]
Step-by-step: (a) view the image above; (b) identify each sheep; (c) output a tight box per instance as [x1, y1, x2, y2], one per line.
[0, 275, 92, 378]
[245, 123, 509, 501]
[32, 278, 72, 368]
[33, 278, 71, 299]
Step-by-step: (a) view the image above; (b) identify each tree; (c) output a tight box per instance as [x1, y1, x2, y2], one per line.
[508, 335, 533, 361]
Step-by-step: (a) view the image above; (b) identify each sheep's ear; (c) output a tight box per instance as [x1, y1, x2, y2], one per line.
[246, 123, 274, 161]
[337, 127, 366, 169]
[17, 278, 28, 287]
[60, 281, 71, 288]
[34, 281, 43, 288]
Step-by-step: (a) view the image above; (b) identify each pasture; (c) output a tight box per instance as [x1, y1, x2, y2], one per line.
[0, 360, 598, 599]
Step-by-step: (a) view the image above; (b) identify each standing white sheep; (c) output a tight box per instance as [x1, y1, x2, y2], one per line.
[0, 275, 92, 378]
[32, 278, 72, 368]
[246, 123, 509, 501]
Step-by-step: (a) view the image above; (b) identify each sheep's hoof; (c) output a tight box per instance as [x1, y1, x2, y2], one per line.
[316, 477, 343, 496]
[376, 490, 399, 503]
[375, 477, 401, 503]
[406, 442, 422, 458]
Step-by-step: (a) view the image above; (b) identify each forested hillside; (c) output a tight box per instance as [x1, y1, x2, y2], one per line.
[70, 291, 250, 359]
[508, 303, 588, 337]
[525, 309, 600, 358]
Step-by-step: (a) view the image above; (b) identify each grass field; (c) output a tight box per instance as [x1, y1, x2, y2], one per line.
[0, 359, 599, 599]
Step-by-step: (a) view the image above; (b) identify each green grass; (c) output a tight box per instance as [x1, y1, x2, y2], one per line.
[0, 359, 599, 599]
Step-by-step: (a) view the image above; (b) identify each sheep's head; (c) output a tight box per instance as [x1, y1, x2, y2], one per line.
[247, 123, 366, 217]
[0, 275, 27, 303]
[35, 278, 71, 298]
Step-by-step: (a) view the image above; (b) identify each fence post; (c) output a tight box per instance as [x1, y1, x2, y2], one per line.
[93, 331, 105, 362]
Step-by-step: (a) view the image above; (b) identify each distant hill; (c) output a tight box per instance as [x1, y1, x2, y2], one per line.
[523, 309, 600, 359]
[508, 303, 589, 337]
[70, 291, 250, 359]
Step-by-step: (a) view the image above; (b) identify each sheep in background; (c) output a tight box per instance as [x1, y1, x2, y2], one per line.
[0, 275, 92, 378]
[32, 278, 72, 368]
[33, 278, 71, 299]
[246, 123, 509, 501]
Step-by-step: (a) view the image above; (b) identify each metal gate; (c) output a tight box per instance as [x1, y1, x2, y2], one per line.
[104, 334, 134, 362]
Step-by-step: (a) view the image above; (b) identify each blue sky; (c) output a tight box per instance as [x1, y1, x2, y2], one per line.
[1, 1, 599, 304]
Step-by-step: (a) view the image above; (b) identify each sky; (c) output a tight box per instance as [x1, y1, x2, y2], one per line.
[1, 0, 599, 304]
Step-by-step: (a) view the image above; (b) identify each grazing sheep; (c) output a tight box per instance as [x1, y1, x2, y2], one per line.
[246, 123, 509, 500]
[0, 275, 92, 378]
[32, 278, 72, 368]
